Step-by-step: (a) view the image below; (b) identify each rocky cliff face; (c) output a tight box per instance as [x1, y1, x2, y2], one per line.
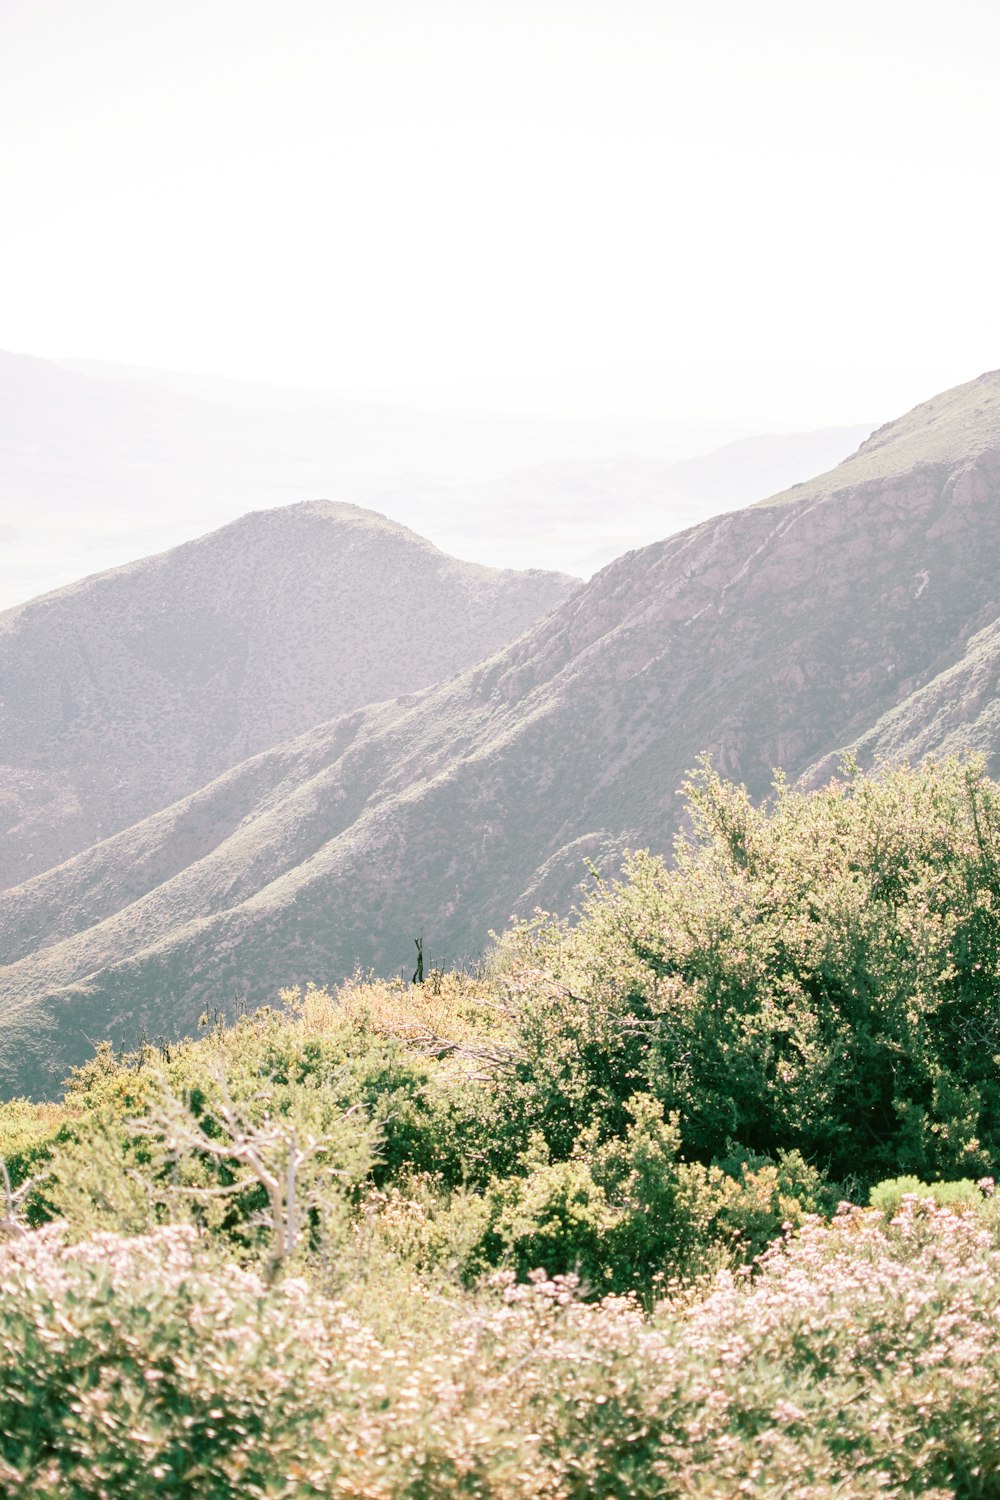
[0, 500, 578, 888]
[2, 372, 998, 1097]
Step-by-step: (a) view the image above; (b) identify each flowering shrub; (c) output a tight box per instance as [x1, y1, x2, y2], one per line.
[4, 1205, 1000, 1497]
[0, 1224, 367, 1498]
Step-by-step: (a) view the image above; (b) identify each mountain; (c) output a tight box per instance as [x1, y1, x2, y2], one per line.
[806, 616, 1000, 782]
[0, 501, 577, 888]
[0, 348, 741, 609]
[1, 349, 870, 605]
[1, 371, 996, 1098]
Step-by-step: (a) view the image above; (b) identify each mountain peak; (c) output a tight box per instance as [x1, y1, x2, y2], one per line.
[207, 498, 448, 553]
[855, 368, 1000, 461]
[0, 505, 578, 888]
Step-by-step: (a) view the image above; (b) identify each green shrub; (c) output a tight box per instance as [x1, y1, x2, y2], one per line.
[0, 1098, 66, 1194]
[869, 1174, 985, 1218]
[476, 1141, 619, 1287]
[493, 756, 1000, 1185]
[27, 1005, 467, 1256]
[690, 1145, 840, 1265]
[461, 1097, 827, 1296]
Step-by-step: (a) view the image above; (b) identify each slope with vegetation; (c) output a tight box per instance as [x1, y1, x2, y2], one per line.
[0, 499, 577, 888]
[1, 372, 998, 1095]
[2, 758, 999, 1496]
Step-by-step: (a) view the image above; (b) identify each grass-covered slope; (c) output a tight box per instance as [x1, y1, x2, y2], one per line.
[0, 499, 577, 888]
[2, 760, 1000, 1496]
[3, 375, 1000, 1096]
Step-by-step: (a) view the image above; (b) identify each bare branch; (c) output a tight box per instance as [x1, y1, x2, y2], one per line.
[126, 1064, 362, 1277]
[0, 1155, 37, 1239]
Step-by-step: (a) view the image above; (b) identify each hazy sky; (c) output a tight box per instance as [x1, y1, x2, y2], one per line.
[3, 0, 999, 426]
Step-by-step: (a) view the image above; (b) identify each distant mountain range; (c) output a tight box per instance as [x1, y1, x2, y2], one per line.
[1, 371, 997, 1098]
[0, 348, 871, 601]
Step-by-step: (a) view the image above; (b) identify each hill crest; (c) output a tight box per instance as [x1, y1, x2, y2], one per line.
[0, 501, 577, 888]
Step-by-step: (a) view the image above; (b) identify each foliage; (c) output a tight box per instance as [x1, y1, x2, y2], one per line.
[0, 1225, 367, 1499]
[5, 1206, 1000, 1496]
[493, 756, 1000, 1184]
[2, 757, 1000, 1494]
[0, 1098, 64, 1195]
[464, 1100, 835, 1297]
[869, 1173, 990, 1218]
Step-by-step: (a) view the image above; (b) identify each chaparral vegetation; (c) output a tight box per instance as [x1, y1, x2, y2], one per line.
[2, 756, 1000, 1498]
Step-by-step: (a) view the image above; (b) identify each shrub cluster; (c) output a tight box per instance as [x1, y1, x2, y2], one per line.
[3, 1204, 1000, 1497]
[493, 756, 1000, 1185]
[1, 755, 999, 1495]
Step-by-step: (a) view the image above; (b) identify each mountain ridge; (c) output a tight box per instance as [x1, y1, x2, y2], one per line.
[761, 369, 1000, 509]
[0, 500, 577, 888]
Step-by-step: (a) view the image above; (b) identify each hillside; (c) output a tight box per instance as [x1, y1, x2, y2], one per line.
[1, 372, 998, 1097]
[5, 758, 1000, 1499]
[805, 617, 1000, 784]
[0, 500, 577, 887]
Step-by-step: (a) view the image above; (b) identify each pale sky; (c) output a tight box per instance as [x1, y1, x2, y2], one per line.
[2, 0, 999, 427]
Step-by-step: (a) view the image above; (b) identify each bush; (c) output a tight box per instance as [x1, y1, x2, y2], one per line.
[10, 1206, 1000, 1498]
[0, 1098, 65, 1195]
[476, 1144, 619, 1288]
[24, 1004, 468, 1257]
[869, 1174, 986, 1218]
[493, 756, 1000, 1185]
[461, 1098, 834, 1297]
[0, 1225, 368, 1498]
